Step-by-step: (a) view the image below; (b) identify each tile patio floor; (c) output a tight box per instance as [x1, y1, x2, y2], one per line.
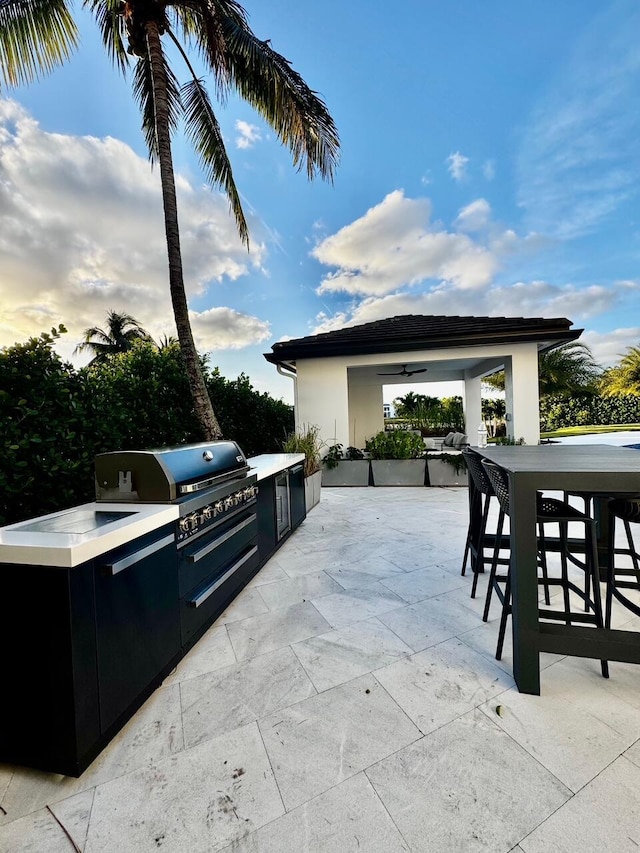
[2, 486, 640, 852]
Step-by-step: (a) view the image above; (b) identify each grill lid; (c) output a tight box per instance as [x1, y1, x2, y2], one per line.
[95, 441, 249, 503]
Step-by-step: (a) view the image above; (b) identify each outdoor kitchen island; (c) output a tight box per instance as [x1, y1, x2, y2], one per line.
[0, 445, 306, 777]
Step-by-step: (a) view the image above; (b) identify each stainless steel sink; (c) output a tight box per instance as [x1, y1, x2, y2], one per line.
[19, 509, 137, 535]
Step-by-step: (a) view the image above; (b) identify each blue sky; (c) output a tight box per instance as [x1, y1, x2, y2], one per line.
[1, 0, 639, 404]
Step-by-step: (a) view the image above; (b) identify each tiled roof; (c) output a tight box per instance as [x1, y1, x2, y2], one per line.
[264, 314, 581, 362]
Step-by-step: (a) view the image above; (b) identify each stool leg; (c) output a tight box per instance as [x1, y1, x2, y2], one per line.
[483, 509, 504, 622]
[471, 495, 491, 599]
[559, 520, 572, 626]
[461, 489, 478, 576]
[537, 522, 551, 606]
[605, 511, 616, 631]
[496, 571, 511, 661]
[586, 519, 609, 679]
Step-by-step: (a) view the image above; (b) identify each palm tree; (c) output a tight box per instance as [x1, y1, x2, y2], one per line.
[74, 310, 151, 362]
[482, 342, 601, 398]
[1, 0, 339, 439]
[600, 346, 640, 396]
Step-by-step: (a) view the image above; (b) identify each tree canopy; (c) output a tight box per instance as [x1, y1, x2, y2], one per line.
[74, 311, 152, 363]
[600, 345, 640, 397]
[483, 342, 601, 398]
[1, 0, 339, 439]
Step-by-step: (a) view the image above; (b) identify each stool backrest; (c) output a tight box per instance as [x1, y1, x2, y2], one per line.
[462, 449, 495, 496]
[481, 460, 510, 515]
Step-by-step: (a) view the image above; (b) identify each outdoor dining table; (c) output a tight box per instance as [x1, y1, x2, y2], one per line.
[469, 444, 640, 695]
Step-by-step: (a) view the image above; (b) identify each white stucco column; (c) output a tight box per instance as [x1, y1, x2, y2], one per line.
[295, 359, 350, 448]
[463, 374, 483, 443]
[348, 381, 384, 448]
[504, 345, 540, 445]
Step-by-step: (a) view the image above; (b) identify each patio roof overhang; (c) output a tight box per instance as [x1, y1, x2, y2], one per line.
[263, 314, 584, 448]
[264, 314, 582, 372]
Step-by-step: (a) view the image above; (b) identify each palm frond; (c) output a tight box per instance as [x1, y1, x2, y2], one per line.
[213, 15, 340, 181]
[0, 0, 78, 89]
[172, 0, 247, 99]
[181, 75, 248, 245]
[133, 48, 182, 162]
[83, 0, 128, 73]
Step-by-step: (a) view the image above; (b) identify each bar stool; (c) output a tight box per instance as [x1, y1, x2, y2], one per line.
[605, 498, 640, 628]
[461, 449, 508, 599]
[481, 460, 609, 678]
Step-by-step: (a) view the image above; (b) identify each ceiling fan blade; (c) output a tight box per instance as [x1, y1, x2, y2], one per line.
[377, 364, 428, 377]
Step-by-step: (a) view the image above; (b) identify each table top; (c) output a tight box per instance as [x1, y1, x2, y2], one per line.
[476, 444, 640, 474]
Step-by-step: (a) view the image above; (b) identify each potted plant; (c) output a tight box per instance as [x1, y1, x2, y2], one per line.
[282, 424, 323, 511]
[365, 430, 426, 486]
[321, 443, 370, 487]
[426, 451, 468, 486]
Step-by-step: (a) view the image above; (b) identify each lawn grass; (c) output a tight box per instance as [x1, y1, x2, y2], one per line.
[541, 424, 640, 438]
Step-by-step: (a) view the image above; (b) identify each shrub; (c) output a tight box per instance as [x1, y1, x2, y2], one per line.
[282, 424, 323, 476]
[0, 332, 295, 525]
[0, 328, 95, 526]
[365, 430, 425, 459]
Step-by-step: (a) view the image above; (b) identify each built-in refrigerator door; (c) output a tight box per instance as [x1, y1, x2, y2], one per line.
[275, 470, 291, 540]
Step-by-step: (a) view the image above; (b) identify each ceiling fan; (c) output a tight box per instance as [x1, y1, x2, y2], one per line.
[377, 364, 428, 377]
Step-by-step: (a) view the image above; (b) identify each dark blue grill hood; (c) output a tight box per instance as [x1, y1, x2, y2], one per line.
[95, 441, 249, 503]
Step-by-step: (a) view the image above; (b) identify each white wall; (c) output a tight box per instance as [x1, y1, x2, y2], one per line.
[504, 344, 540, 445]
[295, 359, 350, 447]
[463, 374, 483, 441]
[348, 381, 384, 447]
[289, 341, 542, 449]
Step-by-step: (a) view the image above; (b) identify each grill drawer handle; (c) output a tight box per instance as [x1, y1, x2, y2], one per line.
[186, 513, 256, 563]
[290, 464, 303, 474]
[188, 546, 258, 608]
[103, 533, 175, 576]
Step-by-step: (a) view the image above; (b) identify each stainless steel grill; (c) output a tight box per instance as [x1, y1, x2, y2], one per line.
[95, 440, 250, 504]
[95, 440, 260, 650]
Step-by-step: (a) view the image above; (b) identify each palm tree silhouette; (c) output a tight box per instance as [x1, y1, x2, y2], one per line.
[1, 0, 339, 438]
[74, 310, 151, 363]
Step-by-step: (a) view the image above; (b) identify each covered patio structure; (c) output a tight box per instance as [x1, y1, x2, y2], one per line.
[264, 314, 582, 448]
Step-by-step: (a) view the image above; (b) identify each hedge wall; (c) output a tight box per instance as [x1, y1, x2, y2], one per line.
[0, 334, 293, 525]
[540, 394, 640, 431]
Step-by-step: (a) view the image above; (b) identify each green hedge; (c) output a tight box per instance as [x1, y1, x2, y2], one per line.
[0, 334, 293, 525]
[540, 394, 640, 431]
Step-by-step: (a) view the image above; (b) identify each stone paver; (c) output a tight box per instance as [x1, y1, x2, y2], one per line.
[2, 486, 640, 853]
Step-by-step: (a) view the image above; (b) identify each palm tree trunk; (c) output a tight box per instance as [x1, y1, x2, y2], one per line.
[145, 20, 222, 440]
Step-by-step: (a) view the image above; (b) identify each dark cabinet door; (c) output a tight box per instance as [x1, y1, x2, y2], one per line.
[94, 525, 180, 733]
[257, 475, 277, 563]
[289, 463, 306, 529]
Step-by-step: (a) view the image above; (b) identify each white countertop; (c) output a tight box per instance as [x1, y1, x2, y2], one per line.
[0, 502, 179, 568]
[0, 454, 304, 568]
[248, 453, 305, 481]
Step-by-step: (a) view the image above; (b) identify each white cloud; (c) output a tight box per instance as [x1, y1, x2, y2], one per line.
[482, 159, 496, 181]
[235, 120, 262, 150]
[446, 151, 469, 181]
[580, 328, 640, 368]
[311, 279, 631, 336]
[0, 100, 269, 357]
[516, 0, 640, 238]
[189, 307, 270, 351]
[311, 190, 498, 296]
[455, 198, 491, 232]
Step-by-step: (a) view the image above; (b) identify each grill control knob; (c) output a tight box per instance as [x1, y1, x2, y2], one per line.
[179, 517, 191, 532]
[224, 496, 235, 510]
[188, 513, 200, 530]
[202, 505, 213, 519]
[214, 501, 225, 514]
